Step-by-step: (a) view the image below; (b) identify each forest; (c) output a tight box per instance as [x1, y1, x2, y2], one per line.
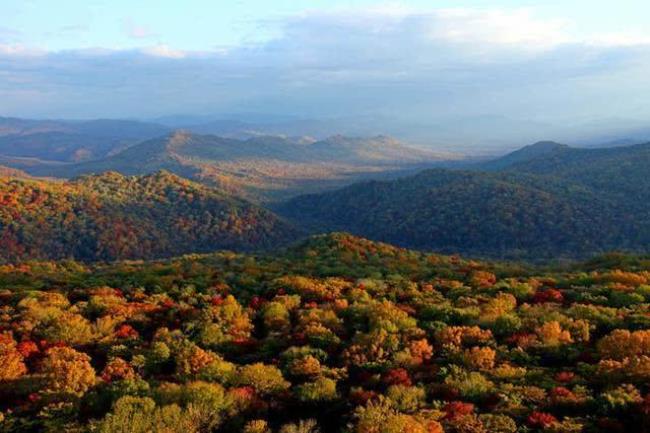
[279, 141, 650, 259]
[1, 233, 649, 432]
[0, 171, 297, 263]
[4, 1, 650, 431]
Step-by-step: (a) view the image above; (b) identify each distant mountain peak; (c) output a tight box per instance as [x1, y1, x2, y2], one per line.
[481, 140, 570, 170]
[525, 140, 569, 151]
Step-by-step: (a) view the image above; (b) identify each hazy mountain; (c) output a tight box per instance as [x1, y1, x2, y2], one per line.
[0, 117, 170, 162]
[0, 170, 298, 263]
[0, 132, 133, 162]
[154, 113, 560, 153]
[0, 164, 30, 178]
[17, 131, 449, 201]
[0, 117, 68, 136]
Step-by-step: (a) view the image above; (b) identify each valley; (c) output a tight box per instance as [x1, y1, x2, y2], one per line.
[3, 118, 650, 262]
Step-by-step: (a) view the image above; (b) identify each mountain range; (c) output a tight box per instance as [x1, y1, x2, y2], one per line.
[4, 130, 448, 201]
[4, 113, 650, 261]
[0, 117, 170, 162]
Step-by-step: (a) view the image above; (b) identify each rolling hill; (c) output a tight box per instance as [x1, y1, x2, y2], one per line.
[0, 170, 299, 263]
[15, 131, 448, 201]
[487, 140, 650, 203]
[0, 117, 170, 162]
[0, 164, 30, 178]
[279, 140, 650, 259]
[479, 140, 569, 171]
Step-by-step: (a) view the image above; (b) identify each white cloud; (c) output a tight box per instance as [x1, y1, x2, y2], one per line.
[428, 8, 571, 48]
[589, 32, 650, 47]
[123, 19, 158, 39]
[140, 44, 186, 59]
[0, 5, 649, 138]
[0, 43, 44, 56]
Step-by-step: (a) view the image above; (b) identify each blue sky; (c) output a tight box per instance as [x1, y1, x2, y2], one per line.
[3, 0, 650, 51]
[2, 0, 650, 147]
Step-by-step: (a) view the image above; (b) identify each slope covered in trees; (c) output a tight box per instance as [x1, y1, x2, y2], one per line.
[15, 131, 447, 201]
[0, 171, 298, 263]
[487, 141, 650, 205]
[0, 233, 649, 432]
[280, 141, 650, 259]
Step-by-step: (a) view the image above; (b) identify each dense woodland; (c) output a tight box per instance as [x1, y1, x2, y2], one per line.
[0, 233, 649, 432]
[279, 141, 650, 259]
[0, 171, 297, 263]
[5, 138, 650, 261]
[2, 127, 650, 432]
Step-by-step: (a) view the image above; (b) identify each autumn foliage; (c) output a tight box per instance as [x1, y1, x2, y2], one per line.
[0, 233, 648, 432]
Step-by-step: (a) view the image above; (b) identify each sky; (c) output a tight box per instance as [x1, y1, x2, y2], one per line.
[2, 0, 650, 145]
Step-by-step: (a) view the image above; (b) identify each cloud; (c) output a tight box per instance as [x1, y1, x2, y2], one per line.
[0, 26, 22, 44]
[140, 44, 186, 59]
[0, 6, 649, 145]
[590, 32, 650, 47]
[123, 19, 158, 39]
[0, 43, 44, 56]
[287, 7, 572, 51]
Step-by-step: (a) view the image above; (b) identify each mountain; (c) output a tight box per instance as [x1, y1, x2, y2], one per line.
[0, 117, 169, 162]
[279, 140, 650, 259]
[0, 117, 67, 136]
[0, 171, 298, 263]
[152, 113, 561, 152]
[0, 164, 30, 178]
[16, 131, 448, 201]
[480, 140, 569, 170]
[487, 141, 650, 205]
[0, 132, 132, 163]
[279, 169, 622, 259]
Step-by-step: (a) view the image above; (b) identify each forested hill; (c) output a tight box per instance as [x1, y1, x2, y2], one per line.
[23, 131, 443, 177]
[0, 171, 299, 263]
[16, 131, 447, 202]
[479, 140, 569, 171]
[1, 233, 649, 432]
[278, 169, 619, 259]
[279, 140, 650, 259]
[487, 140, 650, 202]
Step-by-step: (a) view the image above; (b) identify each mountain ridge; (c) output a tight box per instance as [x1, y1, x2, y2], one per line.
[10, 131, 448, 201]
[279, 139, 650, 259]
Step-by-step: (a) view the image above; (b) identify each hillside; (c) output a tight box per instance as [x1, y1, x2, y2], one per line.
[0, 233, 648, 432]
[18, 131, 446, 201]
[0, 164, 30, 178]
[0, 171, 298, 263]
[280, 169, 629, 258]
[279, 140, 650, 259]
[0, 117, 169, 162]
[491, 141, 650, 203]
[480, 140, 570, 171]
